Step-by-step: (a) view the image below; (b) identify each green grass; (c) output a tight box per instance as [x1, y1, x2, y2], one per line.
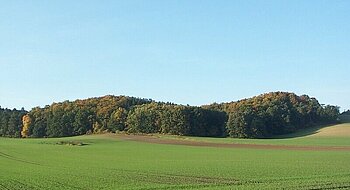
[1, 123, 350, 189]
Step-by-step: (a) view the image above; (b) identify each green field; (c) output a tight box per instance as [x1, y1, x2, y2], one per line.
[1, 123, 350, 189]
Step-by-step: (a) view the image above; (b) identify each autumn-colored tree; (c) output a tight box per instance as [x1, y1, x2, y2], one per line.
[208, 92, 339, 138]
[108, 107, 128, 132]
[1, 92, 340, 139]
[21, 114, 31, 138]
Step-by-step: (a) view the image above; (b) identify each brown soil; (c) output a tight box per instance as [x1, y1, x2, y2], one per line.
[116, 134, 350, 151]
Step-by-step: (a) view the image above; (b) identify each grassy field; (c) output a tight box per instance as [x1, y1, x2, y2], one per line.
[1, 123, 350, 189]
[159, 123, 350, 147]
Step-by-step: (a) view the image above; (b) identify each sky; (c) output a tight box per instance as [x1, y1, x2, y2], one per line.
[0, 0, 349, 111]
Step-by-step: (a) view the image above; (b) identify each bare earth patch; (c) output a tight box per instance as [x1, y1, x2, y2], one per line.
[116, 134, 350, 151]
[56, 141, 87, 146]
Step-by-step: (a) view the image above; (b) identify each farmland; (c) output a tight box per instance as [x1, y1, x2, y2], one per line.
[2, 0, 350, 189]
[1, 122, 350, 189]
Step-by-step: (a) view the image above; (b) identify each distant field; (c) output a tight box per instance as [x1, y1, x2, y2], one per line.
[157, 123, 350, 147]
[1, 123, 350, 189]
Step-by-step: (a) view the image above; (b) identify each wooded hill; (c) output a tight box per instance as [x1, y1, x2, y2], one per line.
[203, 92, 339, 138]
[0, 92, 340, 138]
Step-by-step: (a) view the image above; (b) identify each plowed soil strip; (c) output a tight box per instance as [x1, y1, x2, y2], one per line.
[116, 134, 350, 151]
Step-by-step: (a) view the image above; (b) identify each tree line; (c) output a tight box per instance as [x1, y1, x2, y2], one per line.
[126, 103, 227, 137]
[204, 92, 339, 138]
[21, 95, 152, 138]
[19, 95, 227, 138]
[0, 107, 27, 137]
[0, 92, 340, 138]
[342, 110, 350, 115]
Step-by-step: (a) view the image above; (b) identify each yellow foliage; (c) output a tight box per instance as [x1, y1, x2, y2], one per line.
[21, 114, 31, 138]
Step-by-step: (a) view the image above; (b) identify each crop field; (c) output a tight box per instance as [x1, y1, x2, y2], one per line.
[1, 123, 350, 189]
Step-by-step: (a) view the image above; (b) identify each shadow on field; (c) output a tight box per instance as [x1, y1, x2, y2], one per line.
[268, 123, 338, 139]
[266, 115, 350, 139]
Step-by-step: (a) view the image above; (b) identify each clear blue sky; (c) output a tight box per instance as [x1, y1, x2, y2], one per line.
[0, 0, 349, 111]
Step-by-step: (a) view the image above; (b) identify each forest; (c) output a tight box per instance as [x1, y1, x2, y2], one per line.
[204, 92, 339, 138]
[0, 107, 27, 137]
[0, 92, 340, 138]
